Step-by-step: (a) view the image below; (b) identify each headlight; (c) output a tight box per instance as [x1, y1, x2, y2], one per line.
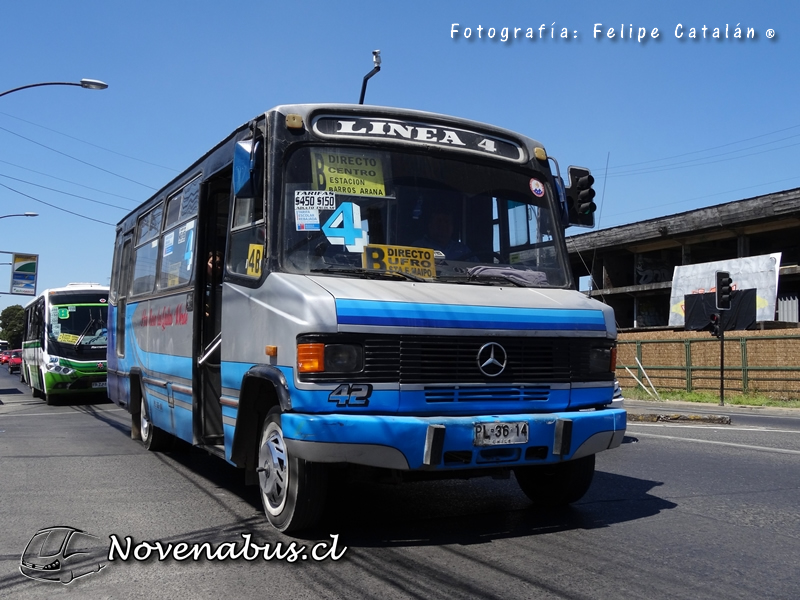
[324, 344, 363, 372]
[589, 345, 616, 374]
[46, 363, 75, 375]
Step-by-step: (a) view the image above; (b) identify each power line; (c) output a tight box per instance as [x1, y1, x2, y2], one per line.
[604, 135, 800, 179]
[602, 174, 800, 221]
[603, 123, 800, 171]
[0, 181, 116, 226]
[0, 110, 179, 172]
[0, 124, 157, 190]
[0, 158, 140, 202]
[0, 172, 129, 210]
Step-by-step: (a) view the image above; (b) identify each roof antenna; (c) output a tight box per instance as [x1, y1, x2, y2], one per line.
[359, 50, 381, 105]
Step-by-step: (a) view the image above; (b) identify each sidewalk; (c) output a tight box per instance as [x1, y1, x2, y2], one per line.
[623, 397, 800, 424]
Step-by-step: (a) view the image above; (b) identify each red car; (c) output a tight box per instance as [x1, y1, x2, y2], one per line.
[7, 350, 22, 374]
[0, 350, 10, 365]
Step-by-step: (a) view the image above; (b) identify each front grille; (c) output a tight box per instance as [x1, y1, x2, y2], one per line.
[298, 334, 614, 385]
[68, 376, 106, 390]
[400, 337, 571, 384]
[424, 386, 550, 403]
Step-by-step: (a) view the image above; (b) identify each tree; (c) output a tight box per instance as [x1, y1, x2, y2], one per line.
[0, 305, 25, 348]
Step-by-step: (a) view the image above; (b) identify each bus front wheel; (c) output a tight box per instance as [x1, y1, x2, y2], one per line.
[514, 454, 596, 508]
[30, 369, 42, 399]
[257, 407, 327, 532]
[40, 370, 56, 405]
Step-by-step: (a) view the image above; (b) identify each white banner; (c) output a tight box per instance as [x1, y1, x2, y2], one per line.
[668, 253, 781, 326]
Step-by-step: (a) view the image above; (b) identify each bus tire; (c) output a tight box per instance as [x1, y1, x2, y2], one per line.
[258, 407, 327, 532]
[514, 454, 596, 508]
[41, 371, 56, 405]
[140, 393, 170, 452]
[30, 369, 42, 398]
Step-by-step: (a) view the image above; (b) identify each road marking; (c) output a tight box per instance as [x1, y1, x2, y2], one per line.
[631, 431, 800, 455]
[0, 408, 126, 418]
[628, 423, 800, 434]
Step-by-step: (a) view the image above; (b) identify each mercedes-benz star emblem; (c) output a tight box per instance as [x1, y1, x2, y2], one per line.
[477, 342, 507, 377]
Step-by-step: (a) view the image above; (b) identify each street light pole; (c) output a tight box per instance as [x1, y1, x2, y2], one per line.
[0, 79, 108, 99]
[0, 80, 107, 221]
[0, 212, 38, 220]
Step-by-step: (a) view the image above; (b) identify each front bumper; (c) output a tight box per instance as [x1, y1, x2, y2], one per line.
[282, 408, 626, 471]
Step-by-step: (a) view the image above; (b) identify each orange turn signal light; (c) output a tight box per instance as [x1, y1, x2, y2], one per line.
[297, 343, 325, 373]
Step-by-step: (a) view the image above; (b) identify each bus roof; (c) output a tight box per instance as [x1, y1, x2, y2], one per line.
[114, 103, 547, 229]
[24, 283, 110, 309]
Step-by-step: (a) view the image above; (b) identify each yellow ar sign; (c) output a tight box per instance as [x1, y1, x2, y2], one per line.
[311, 150, 386, 197]
[246, 244, 264, 277]
[362, 244, 436, 279]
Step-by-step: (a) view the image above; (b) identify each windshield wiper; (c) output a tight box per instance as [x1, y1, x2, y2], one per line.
[466, 266, 548, 288]
[74, 309, 98, 348]
[310, 265, 427, 282]
[467, 273, 526, 287]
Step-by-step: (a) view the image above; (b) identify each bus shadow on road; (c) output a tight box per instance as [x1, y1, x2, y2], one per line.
[305, 470, 677, 547]
[153, 445, 676, 548]
[48, 395, 113, 407]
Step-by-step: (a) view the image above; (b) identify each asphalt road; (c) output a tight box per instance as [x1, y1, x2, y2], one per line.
[1, 368, 798, 599]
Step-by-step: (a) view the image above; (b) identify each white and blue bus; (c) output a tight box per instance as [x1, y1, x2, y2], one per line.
[107, 104, 625, 532]
[22, 283, 109, 404]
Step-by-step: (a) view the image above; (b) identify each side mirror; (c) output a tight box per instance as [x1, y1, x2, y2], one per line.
[233, 138, 263, 198]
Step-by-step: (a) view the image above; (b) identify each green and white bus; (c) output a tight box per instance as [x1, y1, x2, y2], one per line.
[22, 283, 109, 404]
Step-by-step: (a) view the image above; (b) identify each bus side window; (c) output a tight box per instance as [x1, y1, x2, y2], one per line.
[229, 224, 266, 278]
[157, 177, 201, 290]
[228, 137, 266, 279]
[228, 190, 266, 279]
[116, 238, 132, 357]
[131, 204, 163, 297]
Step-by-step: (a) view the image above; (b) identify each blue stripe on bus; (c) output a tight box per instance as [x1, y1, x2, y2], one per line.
[335, 299, 606, 331]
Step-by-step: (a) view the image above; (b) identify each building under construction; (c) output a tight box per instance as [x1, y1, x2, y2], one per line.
[566, 186, 800, 331]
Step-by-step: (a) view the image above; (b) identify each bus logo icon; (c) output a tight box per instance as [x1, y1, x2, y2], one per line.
[477, 342, 507, 377]
[20, 526, 106, 585]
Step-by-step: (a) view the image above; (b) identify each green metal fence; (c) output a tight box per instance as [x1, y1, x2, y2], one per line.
[617, 335, 800, 399]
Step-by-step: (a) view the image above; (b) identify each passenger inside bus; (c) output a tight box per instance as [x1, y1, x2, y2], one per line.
[204, 250, 222, 320]
[412, 206, 478, 261]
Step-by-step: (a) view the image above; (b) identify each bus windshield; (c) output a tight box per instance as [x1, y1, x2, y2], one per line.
[281, 146, 568, 287]
[47, 303, 108, 354]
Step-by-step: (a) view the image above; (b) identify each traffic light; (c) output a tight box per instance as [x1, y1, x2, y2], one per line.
[709, 313, 721, 338]
[566, 166, 597, 228]
[715, 271, 733, 310]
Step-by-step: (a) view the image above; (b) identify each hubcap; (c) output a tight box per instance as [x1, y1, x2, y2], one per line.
[259, 422, 288, 516]
[140, 401, 151, 441]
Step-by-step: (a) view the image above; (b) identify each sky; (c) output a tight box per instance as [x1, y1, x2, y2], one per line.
[0, 0, 798, 311]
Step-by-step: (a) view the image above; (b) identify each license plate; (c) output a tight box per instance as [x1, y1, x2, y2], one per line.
[473, 421, 529, 446]
[92, 381, 107, 388]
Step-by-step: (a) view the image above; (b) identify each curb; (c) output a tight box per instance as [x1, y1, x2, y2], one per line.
[627, 413, 731, 424]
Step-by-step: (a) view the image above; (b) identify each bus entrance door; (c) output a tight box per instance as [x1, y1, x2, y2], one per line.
[196, 182, 228, 447]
